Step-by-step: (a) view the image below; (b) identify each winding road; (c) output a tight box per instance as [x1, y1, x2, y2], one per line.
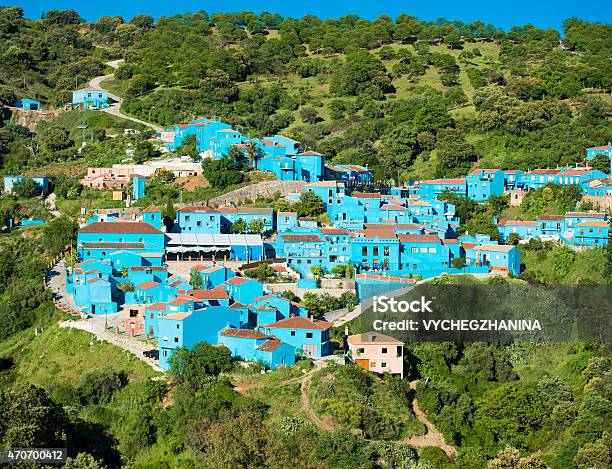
[88, 59, 163, 132]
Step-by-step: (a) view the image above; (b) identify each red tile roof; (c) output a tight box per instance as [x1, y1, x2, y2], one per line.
[281, 234, 323, 242]
[264, 316, 331, 330]
[497, 220, 538, 226]
[136, 281, 161, 290]
[397, 234, 441, 243]
[80, 222, 163, 234]
[185, 287, 229, 300]
[256, 338, 283, 352]
[146, 303, 168, 311]
[219, 328, 268, 339]
[226, 276, 250, 285]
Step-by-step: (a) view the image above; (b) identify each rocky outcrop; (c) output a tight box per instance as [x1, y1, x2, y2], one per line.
[9, 107, 62, 131]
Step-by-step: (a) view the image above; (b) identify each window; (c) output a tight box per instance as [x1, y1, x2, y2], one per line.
[185, 215, 190, 221]
[411, 247, 418, 253]
[384, 246, 390, 256]
[290, 331, 296, 336]
[373, 246, 379, 256]
[362, 246, 368, 256]
[428, 247, 436, 253]
[306, 332, 313, 338]
[381, 362, 387, 368]
[150, 313, 154, 319]
[209, 216, 215, 221]
[197, 221, 202, 227]
[163, 350, 167, 357]
[176, 324, 180, 329]
[381, 347, 387, 354]
[129, 309, 138, 318]
[420, 247, 427, 253]
[357, 348, 364, 354]
[174, 337, 179, 343]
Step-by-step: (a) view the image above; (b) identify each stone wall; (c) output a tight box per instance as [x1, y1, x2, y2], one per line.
[581, 195, 612, 211]
[209, 180, 306, 206]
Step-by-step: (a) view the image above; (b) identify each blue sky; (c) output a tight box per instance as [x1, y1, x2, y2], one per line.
[12, 0, 612, 31]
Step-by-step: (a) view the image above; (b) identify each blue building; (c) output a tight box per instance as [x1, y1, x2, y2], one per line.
[571, 220, 609, 247]
[15, 98, 41, 110]
[72, 89, 109, 109]
[218, 327, 295, 369]
[224, 277, 264, 305]
[163, 118, 232, 152]
[3, 176, 49, 195]
[132, 176, 145, 200]
[276, 233, 326, 276]
[158, 305, 241, 369]
[277, 211, 299, 232]
[586, 143, 612, 161]
[466, 169, 505, 202]
[77, 222, 165, 266]
[175, 206, 222, 233]
[325, 164, 373, 185]
[295, 151, 325, 182]
[142, 206, 163, 229]
[497, 220, 540, 242]
[260, 316, 331, 358]
[417, 178, 466, 199]
[464, 244, 520, 275]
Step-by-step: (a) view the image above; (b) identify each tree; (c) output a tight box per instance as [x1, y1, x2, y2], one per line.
[295, 191, 324, 217]
[0, 383, 69, 447]
[163, 199, 175, 232]
[12, 177, 38, 197]
[311, 265, 324, 278]
[244, 263, 274, 282]
[64, 453, 107, 469]
[41, 9, 82, 25]
[588, 154, 610, 174]
[573, 441, 610, 469]
[231, 218, 247, 234]
[189, 270, 203, 289]
[132, 141, 160, 164]
[129, 14, 154, 30]
[177, 134, 198, 159]
[41, 127, 72, 152]
[300, 107, 319, 124]
[436, 128, 477, 178]
[248, 219, 264, 234]
[169, 342, 233, 389]
[244, 141, 260, 169]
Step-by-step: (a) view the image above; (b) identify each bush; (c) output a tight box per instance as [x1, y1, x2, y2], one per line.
[76, 368, 128, 405]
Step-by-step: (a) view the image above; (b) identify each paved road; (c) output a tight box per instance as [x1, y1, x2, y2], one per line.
[47, 259, 78, 311]
[88, 59, 163, 132]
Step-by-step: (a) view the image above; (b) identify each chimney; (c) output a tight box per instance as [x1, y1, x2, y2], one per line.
[310, 315, 314, 322]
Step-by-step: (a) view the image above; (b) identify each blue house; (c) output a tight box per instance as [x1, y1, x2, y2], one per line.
[210, 128, 245, 158]
[277, 211, 299, 232]
[276, 233, 326, 276]
[219, 207, 274, 234]
[466, 169, 505, 202]
[325, 164, 373, 185]
[397, 234, 451, 276]
[175, 206, 222, 233]
[295, 151, 325, 182]
[15, 98, 41, 110]
[252, 293, 308, 326]
[73, 276, 117, 315]
[3, 176, 49, 195]
[260, 316, 331, 358]
[497, 220, 539, 242]
[224, 277, 264, 305]
[218, 328, 295, 369]
[142, 206, 163, 229]
[571, 220, 609, 247]
[564, 211, 606, 231]
[163, 118, 232, 152]
[523, 169, 559, 190]
[72, 89, 109, 109]
[417, 178, 466, 199]
[464, 244, 520, 275]
[158, 306, 241, 369]
[503, 170, 525, 189]
[191, 264, 235, 288]
[537, 215, 564, 238]
[77, 222, 165, 266]
[584, 177, 612, 196]
[132, 176, 145, 200]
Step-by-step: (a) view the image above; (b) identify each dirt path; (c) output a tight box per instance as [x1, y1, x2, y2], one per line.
[402, 380, 457, 459]
[88, 59, 163, 132]
[300, 366, 335, 431]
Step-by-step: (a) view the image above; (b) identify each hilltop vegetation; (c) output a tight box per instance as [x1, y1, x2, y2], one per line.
[1, 7, 611, 182]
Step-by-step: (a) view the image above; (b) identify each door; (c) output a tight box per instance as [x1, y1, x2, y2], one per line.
[355, 359, 370, 371]
[303, 344, 316, 357]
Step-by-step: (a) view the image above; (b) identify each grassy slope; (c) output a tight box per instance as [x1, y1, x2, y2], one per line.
[0, 323, 158, 390]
